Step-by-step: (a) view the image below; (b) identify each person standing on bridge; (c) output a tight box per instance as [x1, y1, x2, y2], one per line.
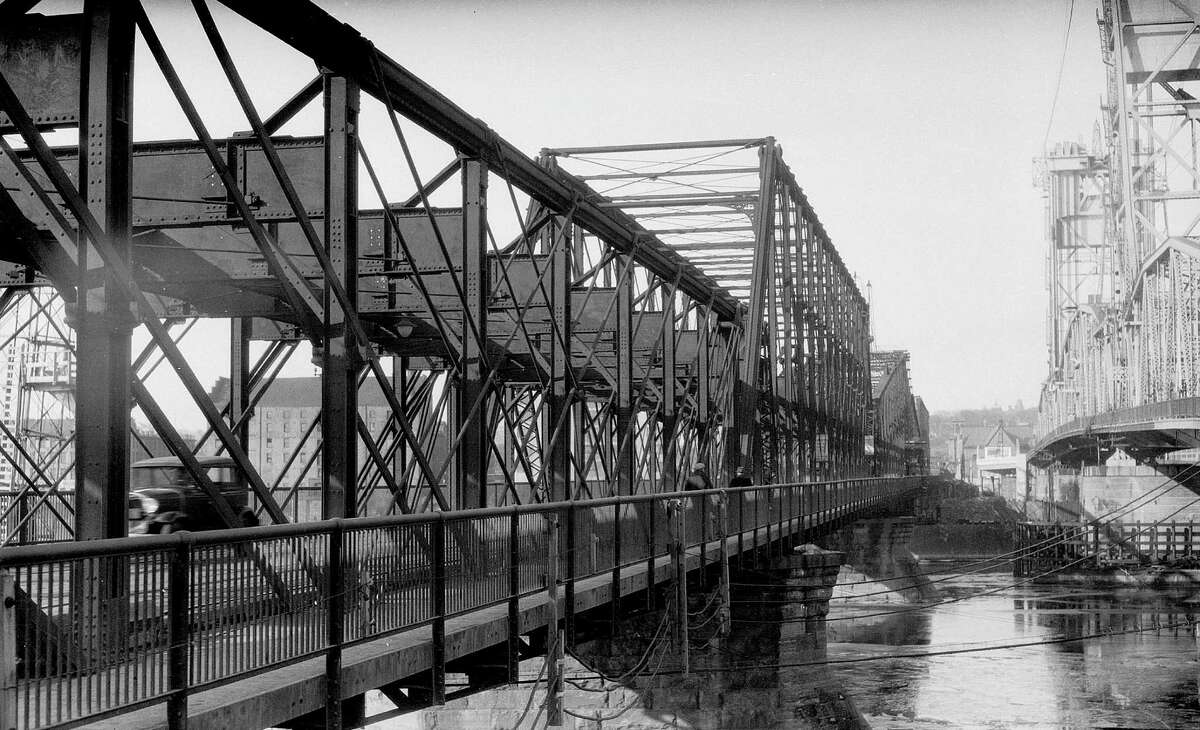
[729, 467, 752, 489]
[685, 461, 713, 491]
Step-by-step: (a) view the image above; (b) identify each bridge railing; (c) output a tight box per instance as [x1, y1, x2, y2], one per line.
[0, 490, 75, 546]
[0, 477, 920, 730]
[1037, 396, 1200, 451]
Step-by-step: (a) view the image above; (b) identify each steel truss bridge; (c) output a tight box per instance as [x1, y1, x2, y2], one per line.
[1033, 0, 1200, 474]
[0, 1, 923, 728]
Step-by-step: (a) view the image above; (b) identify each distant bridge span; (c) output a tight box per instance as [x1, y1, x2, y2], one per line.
[1035, 0, 1200, 490]
[1030, 399, 1200, 469]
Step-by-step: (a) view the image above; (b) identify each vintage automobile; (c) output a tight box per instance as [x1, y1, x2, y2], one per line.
[128, 455, 259, 534]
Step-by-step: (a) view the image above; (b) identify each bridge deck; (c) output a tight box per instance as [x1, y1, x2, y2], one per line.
[1, 479, 920, 730]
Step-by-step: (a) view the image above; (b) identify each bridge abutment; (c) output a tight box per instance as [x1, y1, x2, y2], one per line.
[1028, 464, 1200, 524]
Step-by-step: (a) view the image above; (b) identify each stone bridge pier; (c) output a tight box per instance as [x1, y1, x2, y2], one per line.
[417, 544, 872, 729]
[818, 517, 935, 602]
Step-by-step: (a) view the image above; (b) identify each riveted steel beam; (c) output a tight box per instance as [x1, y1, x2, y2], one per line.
[73, 0, 133, 541]
[216, 0, 742, 326]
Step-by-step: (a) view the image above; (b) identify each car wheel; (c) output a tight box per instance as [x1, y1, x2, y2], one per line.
[159, 522, 179, 534]
[240, 511, 259, 528]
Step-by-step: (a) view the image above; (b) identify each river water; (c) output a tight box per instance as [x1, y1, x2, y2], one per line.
[827, 565, 1200, 729]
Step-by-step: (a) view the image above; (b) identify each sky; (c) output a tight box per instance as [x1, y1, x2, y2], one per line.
[23, 0, 1108, 426]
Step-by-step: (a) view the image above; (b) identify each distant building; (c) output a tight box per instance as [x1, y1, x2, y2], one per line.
[946, 420, 1031, 501]
[234, 376, 399, 522]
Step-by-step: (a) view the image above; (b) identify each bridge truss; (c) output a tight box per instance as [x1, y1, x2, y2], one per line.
[1036, 0, 1200, 464]
[0, 0, 872, 542]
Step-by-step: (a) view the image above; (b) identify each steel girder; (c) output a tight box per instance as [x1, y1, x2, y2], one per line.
[545, 139, 872, 487]
[0, 0, 760, 542]
[215, 0, 743, 326]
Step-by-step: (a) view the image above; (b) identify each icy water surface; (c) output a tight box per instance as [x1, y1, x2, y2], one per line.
[828, 565, 1200, 729]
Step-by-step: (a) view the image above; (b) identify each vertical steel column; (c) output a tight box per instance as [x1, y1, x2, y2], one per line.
[320, 73, 360, 520]
[819, 249, 833, 479]
[778, 192, 797, 483]
[544, 221, 573, 500]
[394, 356, 408, 512]
[456, 158, 489, 508]
[543, 218, 571, 728]
[795, 222, 810, 481]
[230, 318, 252, 454]
[74, 0, 134, 541]
[764, 192, 782, 483]
[661, 289, 677, 492]
[697, 305, 711, 467]
[615, 256, 634, 497]
[321, 69, 366, 727]
[731, 139, 777, 482]
[544, 216, 571, 504]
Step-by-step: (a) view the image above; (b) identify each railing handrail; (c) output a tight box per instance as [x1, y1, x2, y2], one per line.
[0, 476, 918, 567]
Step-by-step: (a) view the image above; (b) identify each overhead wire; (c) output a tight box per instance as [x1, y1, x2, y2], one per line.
[1043, 0, 1078, 154]
[562, 626, 674, 724]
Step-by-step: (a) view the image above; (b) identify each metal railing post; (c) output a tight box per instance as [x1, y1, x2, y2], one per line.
[666, 498, 688, 670]
[737, 490, 745, 569]
[646, 500, 656, 612]
[753, 488, 761, 568]
[780, 486, 786, 554]
[787, 486, 795, 548]
[699, 496, 708, 590]
[764, 488, 772, 558]
[167, 539, 191, 730]
[507, 511, 519, 683]
[564, 503, 575, 646]
[610, 501, 621, 627]
[326, 520, 345, 730]
[546, 506, 563, 727]
[432, 516, 446, 704]
[1, 569, 17, 730]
